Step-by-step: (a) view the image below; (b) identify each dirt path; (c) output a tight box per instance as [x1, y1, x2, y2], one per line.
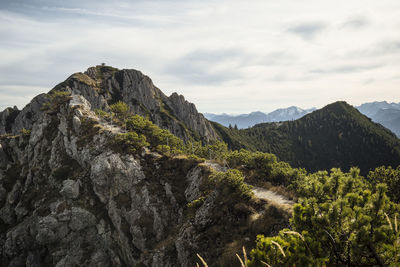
[101, 122, 122, 134]
[94, 116, 123, 134]
[251, 186, 294, 205]
[204, 161, 294, 206]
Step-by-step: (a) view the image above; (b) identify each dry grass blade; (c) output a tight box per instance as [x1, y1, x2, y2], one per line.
[260, 260, 272, 267]
[236, 253, 245, 267]
[385, 212, 393, 231]
[242, 246, 248, 265]
[283, 230, 305, 241]
[196, 263, 200, 267]
[196, 254, 208, 267]
[271, 240, 286, 257]
[395, 214, 398, 233]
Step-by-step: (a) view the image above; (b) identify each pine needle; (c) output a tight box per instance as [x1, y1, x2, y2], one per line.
[283, 230, 305, 241]
[242, 246, 248, 265]
[196, 254, 208, 267]
[385, 212, 393, 231]
[260, 260, 272, 267]
[271, 240, 286, 257]
[236, 253, 245, 267]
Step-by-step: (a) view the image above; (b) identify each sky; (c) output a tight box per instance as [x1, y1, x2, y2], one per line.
[0, 0, 399, 114]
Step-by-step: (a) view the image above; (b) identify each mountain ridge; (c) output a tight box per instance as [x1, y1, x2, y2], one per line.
[206, 101, 400, 137]
[213, 101, 400, 174]
[0, 65, 218, 142]
[356, 101, 400, 137]
[205, 106, 316, 129]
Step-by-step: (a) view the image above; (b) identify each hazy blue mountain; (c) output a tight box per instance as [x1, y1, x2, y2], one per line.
[357, 101, 400, 118]
[205, 101, 400, 137]
[374, 108, 400, 122]
[203, 111, 268, 129]
[204, 106, 316, 129]
[356, 101, 400, 137]
[266, 106, 316, 122]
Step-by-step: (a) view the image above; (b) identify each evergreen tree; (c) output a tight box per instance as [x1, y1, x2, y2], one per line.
[110, 101, 129, 120]
[249, 168, 400, 266]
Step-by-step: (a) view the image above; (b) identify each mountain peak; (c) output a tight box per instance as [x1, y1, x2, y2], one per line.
[0, 66, 219, 142]
[213, 100, 400, 174]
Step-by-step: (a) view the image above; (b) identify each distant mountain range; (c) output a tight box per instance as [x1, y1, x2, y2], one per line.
[356, 101, 400, 137]
[205, 101, 400, 137]
[204, 106, 316, 129]
[212, 101, 400, 174]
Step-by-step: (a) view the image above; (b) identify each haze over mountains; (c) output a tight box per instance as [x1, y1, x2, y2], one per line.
[212, 101, 400, 174]
[357, 101, 400, 137]
[204, 107, 316, 129]
[206, 101, 400, 137]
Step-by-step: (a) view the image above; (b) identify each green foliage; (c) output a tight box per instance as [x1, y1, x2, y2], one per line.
[114, 132, 149, 153]
[94, 109, 111, 119]
[249, 168, 400, 266]
[19, 128, 31, 136]
[209, 169, 253, 201]
[126, 114, 184, 153]
[110, 101, 129, 119]
[40, 91, 72, 113]
[186, 196, 206, 219]
[155, 145, 171, 154]
[249, 229, 327, 266]
[226, 149, 254, 167]
[122, 110, 302, 186]
[187, 196, 205, 209]
[183, 141, 229, 161]
[210, 121, 256, 151]
[226, 149, 306, 186]
[368, 166, 400, 203]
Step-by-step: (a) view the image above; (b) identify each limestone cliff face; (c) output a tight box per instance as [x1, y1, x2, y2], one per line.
[0, 94, 286, 266]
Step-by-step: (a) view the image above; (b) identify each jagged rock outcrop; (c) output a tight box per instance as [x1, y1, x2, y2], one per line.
[0, 65, 216, 143]
[0, 95, 47, 135]
[0, 65, 218, 142]
[0, 107, 19, 134]
[0, 94, 288, 266]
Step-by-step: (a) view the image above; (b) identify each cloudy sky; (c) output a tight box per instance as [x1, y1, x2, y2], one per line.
[1, 0, 399, 113]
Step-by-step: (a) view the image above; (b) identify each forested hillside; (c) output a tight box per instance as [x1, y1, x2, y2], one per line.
[213, 101, 400, 174]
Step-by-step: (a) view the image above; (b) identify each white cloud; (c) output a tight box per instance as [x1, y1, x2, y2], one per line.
[0, 0, 399, 113]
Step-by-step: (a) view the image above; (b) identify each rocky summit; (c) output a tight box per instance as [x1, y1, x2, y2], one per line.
[0, 65, 218, 142]
[0, 66, 288, 266]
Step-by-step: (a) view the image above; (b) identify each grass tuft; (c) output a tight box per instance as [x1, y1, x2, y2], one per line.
[236, 254, 245, 267]
[284, 230, 305, 241]
[260, 260, 271, 267]
[242, 246, 248, 264]
[196, 254, 208, 267]
[384, 212, 393, 231]
[271, 240, 286, 257]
